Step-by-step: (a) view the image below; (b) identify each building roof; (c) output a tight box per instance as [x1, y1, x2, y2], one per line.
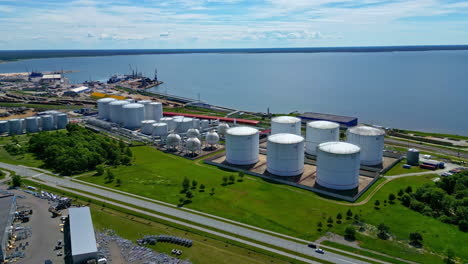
[42, 74, 62, 79]
[298, 112, 357, 125]
[70, 86, 90, 93]
[0, 195, 15, 243]
[69, 207, 97, 257]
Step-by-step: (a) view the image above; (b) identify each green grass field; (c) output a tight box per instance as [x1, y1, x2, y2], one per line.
[76, 146, 466, 263]
[384, 159, 426, 176]
[0, 134, 43, 167]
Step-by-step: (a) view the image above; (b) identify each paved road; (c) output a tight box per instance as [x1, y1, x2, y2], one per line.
[0, 162, 382, 264]
[385, 138, 468, 159]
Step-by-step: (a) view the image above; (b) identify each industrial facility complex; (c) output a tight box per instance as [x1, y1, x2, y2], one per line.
[0, 193, 16, 263]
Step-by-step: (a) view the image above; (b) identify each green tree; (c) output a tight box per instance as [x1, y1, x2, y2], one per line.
[116, 178, 122, 186]
[317, 222, 323, 230]
[210, 187, 215, 195]
[377, 223, 390, 240]
[336, 213, 343, 223]
[95, 165, 104, 176]
[409, 232, 423, 247]
[346, 209, 353, 219]
[401, 193, 412, 207]
[405, 186, 413, 193]
[191, 180, 198, 189]
[344, 226, 356, 240]
[327, 217, 333, 227]
[374, 200, 380, 208]
[105, 169, 114, 183]
[186, 191, 193, 200]
[238, 171, 244, 181]
[222, 176, 228, 185]
[229, 175, 235, 184]
[388, 193, 396, 203]
[398, 189, 404, 196]
[11, 175, 22, 187]
[182, 177, 190, 190]
[353, 214, 361, 224]
[199, 184, 205, 192]
[445, 249, 455, 264]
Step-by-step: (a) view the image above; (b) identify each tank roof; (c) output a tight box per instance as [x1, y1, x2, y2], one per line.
[142, 120, 156, 124]
[348, 125, 385, 136]
[152, 122, 167, 126]
[123, 103, 144, 109]
[97, 97, 117, 103]
[408, 148, 420, 152]
[109, 100, 129, 105]
[268, 133, 304, 144]
[272, 116, 301, 124]
[307, 120, 339, 129]
[149, 102, 162, 105]
[227, 126, 258, 136]
[319, 141, 360, 154]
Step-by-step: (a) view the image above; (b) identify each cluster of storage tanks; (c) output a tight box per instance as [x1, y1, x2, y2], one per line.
[224, 115, 385, 191]
[0, 110, 69, 136]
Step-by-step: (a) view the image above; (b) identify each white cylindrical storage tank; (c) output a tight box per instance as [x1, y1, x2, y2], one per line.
[200, 120, 209, 129]
[174, 117, 193, 133]
[206, 131, 220, 146]
[122, 103, 145, 130]
[267, 133, 305, 176]
[186, 137, 201, 152]
[152, 122, 168, 137]
[166, 133, 181, 149]
[41, 115, 54, 131]
[109, 100, 129, 124]
[346, 126, 385, 166]
[316, 142, 361, 190]
[137, 100, 152, 120]
[271, 116, 302, 135]
[193, 118, 200, 129]
[97, 98, 117, 120]
[8, 119, 22, 135]
[187, 128, 200, 138]
[125, 98, 135, 103]
[160, 117, 175, 131]
[56, 113, 68, 129]
[148, 102, 163, 121]
[407, 148, 420, 166]
[225, 127, 259, 165]
[25, 116, 40, 133]
[0, 121, 8, 134]
[305, 121, 340, 155]
[141, 120, 156, 135]
[217, 123, 230, 136]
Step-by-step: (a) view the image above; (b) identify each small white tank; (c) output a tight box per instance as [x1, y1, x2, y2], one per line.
[205, 131, 219, 146]
[193, 118, 200, 129]
[109, 100, 129, 124]
[271, 116, 302, 135]
[141, 120, 156, 135]
[25, 116, 40, 133]
[217, 123, 230, 135]
[187, 128, 200, 138]
[0, 121, 8, 134]
[316, 142, 361, 190]
[305, 121, 340, 155]
[166, 133, 181, 149]
[152, 122, 168, 137]
[125, 98, 135, 103]
[97, 98, 117, 120]
[186, 137, 201, 152]
[160, 117, 175, 131]
[267, 133, 305, 176]
[200, 120, 209, 129]
[56, 114, 68, 129]
[8, 119, 22, 135]
[41, 115, 54, 131]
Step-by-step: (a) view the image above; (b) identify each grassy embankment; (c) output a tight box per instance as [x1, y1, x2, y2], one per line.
[400, 130, 468, 142]
[0, 102, 83, 110]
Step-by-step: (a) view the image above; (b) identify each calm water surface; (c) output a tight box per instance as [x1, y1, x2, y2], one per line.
[0, 51, 467, 135]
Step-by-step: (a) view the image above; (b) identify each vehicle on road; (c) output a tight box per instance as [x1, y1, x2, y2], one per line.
[315, 248, 324, 254]
[307, 243, 317, 248]
[45, 260, 53, 264]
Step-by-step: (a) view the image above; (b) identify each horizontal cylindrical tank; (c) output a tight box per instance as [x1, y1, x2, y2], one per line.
[148, 102, 163, 121]
[200, 120, 209, 129]
[167, 133, 181, 148]
[407, 148, 420, 166]
[267, 133, 305, 176]
[122, 103, 145, 130]
[271, 116, 302, 135]
[56, 113, 68, 129]
[206, 131, 219, 145]
[141, 120, 156, 135]
[174, 117, 193, 133]
[109, 100, 129, 125]
[8, 119, 22, 135]
[316, 142, 361, 190]
[160, 117, 175, 131]
[25, 116, 40, 133]
[186, 137, 201, 152]
[152, 122, 168, 137]
[0, 121, 8, 134]
[346, 126, 385, 166]
[97, 98, 117, 120]
[225, 127, 259, 165]
[305, 121, 340, 155]
[41, 115, 54, 131]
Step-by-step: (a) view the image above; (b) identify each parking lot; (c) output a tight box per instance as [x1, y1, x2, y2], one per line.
[6, 188, 66, 264]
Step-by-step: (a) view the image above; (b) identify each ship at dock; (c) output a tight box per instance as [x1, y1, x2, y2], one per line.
[107, 66, 163, 89]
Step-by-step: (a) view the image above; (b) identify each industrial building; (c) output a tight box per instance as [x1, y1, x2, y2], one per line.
[68, 207, 98, 264]
[0, 194, 17, 262]
[298, 112, 358, 127]
[267, 133, 305, 176]
[270, 116, 302, 135]
[347, 125, 385, 166]
[305, 121, 340, 155]
[225, 127, 259, 165]
[63, 86, 91, 97]
[40, 74, 62, 84]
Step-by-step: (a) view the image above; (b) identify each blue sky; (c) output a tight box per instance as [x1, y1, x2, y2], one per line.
[0, 0, 468, 49]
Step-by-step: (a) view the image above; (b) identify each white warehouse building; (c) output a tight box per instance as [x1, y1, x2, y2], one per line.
[267, 133, 305, 176]
[225, 127, 259, 165]
[271, 116, 302, 135]
[316, 142, 361, 190]
[305, 121, 340, 155]
[346, 125, 385, 166]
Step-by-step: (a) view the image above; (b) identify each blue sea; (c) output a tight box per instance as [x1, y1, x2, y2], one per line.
[0, 51, 467, 135]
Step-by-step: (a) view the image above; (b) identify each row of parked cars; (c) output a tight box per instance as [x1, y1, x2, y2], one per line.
[441, 167, 467, 177]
